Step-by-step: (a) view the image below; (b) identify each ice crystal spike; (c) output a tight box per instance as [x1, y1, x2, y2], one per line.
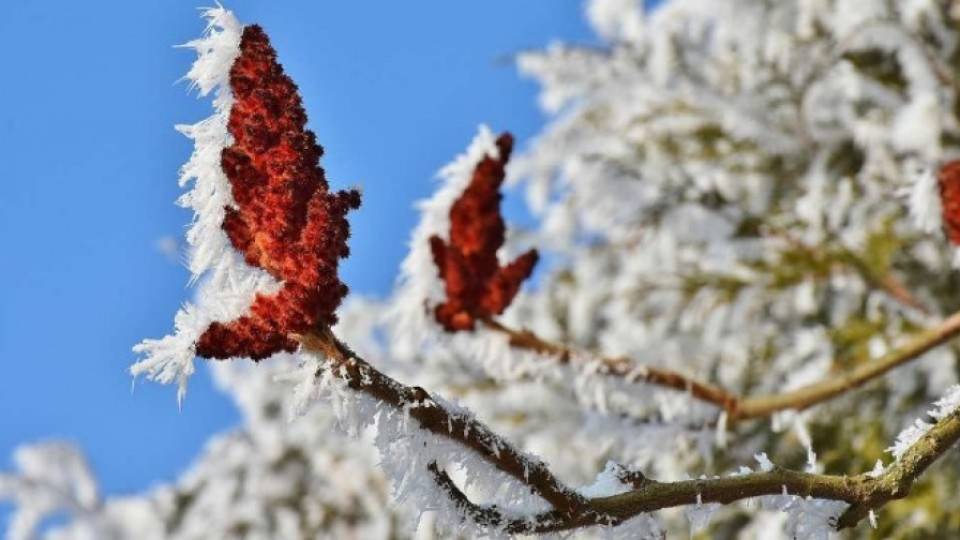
[939, 160, 960, 246]
[195, 25, 361, 360]
[430, 133, 539, 331]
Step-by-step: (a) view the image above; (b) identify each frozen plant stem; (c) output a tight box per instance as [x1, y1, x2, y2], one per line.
[733, 310, 960, 420]
[295, 328, 960, 533]
[479, 317, 738, 410]
[292, 329, 591, 520]
[482, 310, 960, 422]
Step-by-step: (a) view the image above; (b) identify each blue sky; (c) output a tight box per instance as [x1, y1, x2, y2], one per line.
[0, 1, 595, 505]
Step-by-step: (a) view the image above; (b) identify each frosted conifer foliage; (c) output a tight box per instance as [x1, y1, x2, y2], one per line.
[6, 1, 960, 539]
[499, 0, 960, 535]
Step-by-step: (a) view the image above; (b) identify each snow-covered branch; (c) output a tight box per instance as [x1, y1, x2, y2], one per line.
[296, 326, 960, 535]
[293, 328, 591, 521]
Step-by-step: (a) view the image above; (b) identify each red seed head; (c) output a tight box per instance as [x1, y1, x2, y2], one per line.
[430, 132, 538, 332]
[939, 160, 960, 246]
[195, 25, 360, 360]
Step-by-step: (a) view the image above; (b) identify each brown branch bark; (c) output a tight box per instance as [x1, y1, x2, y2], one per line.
[730, 310, 960, 420]
[482, 311, 960, 422]
[589, 404, 960, 532]
[480, 318, 739, 411]
[294, 326, 960, 535]
[292, 329, 591, 520]
[835, 405, 960, 528]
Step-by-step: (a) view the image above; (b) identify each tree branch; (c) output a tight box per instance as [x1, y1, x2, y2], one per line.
[293, 329, 591, 520]
[835, 405, 960, 528]
[482, 311, 960, 422]
[734, 311, 960, 419]
[426, 461, 584, 534]
[295, 327, 960, 534]
[589, 402, 960, 531]
[480, 317, 739, 411]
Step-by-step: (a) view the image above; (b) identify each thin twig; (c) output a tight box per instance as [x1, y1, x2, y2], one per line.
[437, 402, 960, 533]
[295, 327, 960, 533]
[733, 311, 960, 419]
[592, 403, 960, 532]
[480, 318, 739, 411]
[483, 311, 960, 422]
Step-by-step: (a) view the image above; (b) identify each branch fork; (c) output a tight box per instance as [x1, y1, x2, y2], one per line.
[293, 328, 960, 534]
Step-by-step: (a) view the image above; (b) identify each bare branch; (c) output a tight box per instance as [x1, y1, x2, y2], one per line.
[482, 311, 960, 422]
[480, 318, 738, 411]
[835, 405, 960, 528]
[589, 403, 960, 531]
[426, 462, 591, 534]
[734, 311, 960, 419]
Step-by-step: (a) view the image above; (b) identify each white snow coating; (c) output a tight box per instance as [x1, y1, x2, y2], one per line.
[130, 7, 280, 404]
[0, 443, 99, 540]
[754, 452, 775, 473]
[587, 0, 646, 43]
[273, 353, 564, 537]
[889, 384, 960, 460]
[686, 498, 722, 534]
[384, 125, 501, 362]
[577, 461, 633, 498]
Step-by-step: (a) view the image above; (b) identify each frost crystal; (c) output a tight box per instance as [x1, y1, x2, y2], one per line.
[577, 461, 633, 498]
[907, 165, 942, 234]
[38, 0, 960, 537]
[685, 498, 721, 534]
[890, 384, 960, 459]
[754, 452, 775, 472]
[131, 7, 252, 403]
